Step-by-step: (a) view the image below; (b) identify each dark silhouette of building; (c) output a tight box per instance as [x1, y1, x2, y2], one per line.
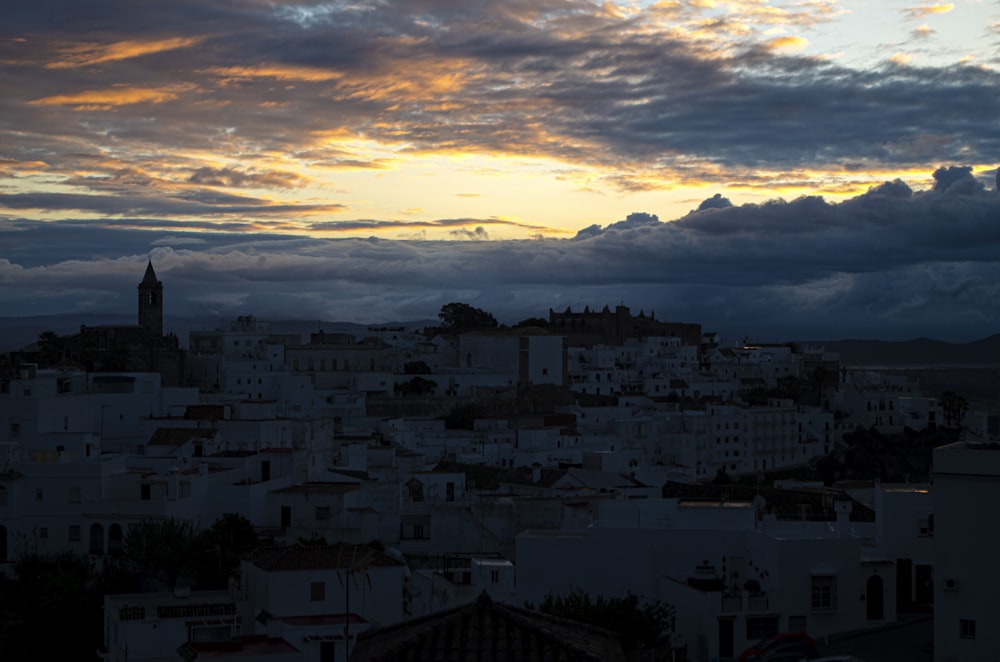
[11, 261, 183, 385]
[548, 304, 701, 348]
[138, 260, 164, 336]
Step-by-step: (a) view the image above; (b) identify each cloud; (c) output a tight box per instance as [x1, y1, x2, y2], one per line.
[187, 167, 308, 190]
[931, 165, 981, 193]
[1, 0, 997, 208]
[448, 226, 490, 241]
[697, 193, 734, 211]
[903, 3, 955, 20]
[28, 84, 193, 109]
[0, 191, 346, 219]
[764, 36, 809, 53]
[46, 37, 206, 68]
[6, 168, 998, 341]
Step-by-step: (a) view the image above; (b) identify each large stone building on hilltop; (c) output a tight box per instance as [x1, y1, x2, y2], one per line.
[548, 304, 701, 348]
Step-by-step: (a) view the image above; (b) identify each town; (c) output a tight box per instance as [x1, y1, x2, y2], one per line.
[0, 262, 994, 662]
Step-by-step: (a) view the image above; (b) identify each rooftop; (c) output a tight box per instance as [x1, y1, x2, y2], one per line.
[246, 544, 405, 571]
[350, 591, 625, 662]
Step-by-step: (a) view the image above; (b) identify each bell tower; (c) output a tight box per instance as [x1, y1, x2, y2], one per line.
[138, 260, 163, 336]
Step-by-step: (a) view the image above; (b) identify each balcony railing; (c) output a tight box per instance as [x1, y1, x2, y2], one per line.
[747, 592, 770, 612]
[721, 592, 742, 612]
[719, 590, 770, 613]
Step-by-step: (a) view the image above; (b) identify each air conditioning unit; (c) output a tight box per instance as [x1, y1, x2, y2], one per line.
[944, 578, 960, 591]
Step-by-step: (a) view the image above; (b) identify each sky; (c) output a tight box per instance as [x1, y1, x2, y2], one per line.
[1, 0, 1000, 342]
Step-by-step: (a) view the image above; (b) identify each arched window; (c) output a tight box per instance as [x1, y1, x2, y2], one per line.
[108, 523, 124, 555]
[89, 523, 105, 555]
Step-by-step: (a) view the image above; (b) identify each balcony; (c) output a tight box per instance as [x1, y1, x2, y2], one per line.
[721, 592, 742, 613]
[747, 592, 770, 612]
[719, 590, 770, 614]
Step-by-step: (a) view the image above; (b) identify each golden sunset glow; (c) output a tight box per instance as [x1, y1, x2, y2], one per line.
[46, 36, 206, 68]
[29, 84, 194, 108]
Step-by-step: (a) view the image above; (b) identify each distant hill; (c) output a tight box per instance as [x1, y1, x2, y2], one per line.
[806, 335, 1000, 367]
[0, 315, 437, 352]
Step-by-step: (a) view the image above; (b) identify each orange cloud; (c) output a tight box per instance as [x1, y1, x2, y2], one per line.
[904, 3, 954, 19]
[29, 84, 194, 109]
[204, 65, 344, 83]
[46, 37, 205, 68]
[765, 36, 809, 52]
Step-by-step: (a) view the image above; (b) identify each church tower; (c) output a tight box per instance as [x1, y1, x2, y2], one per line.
[138, 260, 163, 336]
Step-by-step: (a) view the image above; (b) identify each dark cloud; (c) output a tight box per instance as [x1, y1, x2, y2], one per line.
[932, 165, 981, 194]
[4, 172, 1000, 341]
[187, 167, 307, 189]
[0, 191, 345, 217]
[697, 194, 733, 211]
[572, 212, 661, 238]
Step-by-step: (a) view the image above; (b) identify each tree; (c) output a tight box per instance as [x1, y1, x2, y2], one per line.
[0, 551, 104, 660]
[438, 302, 499, 331]
[394, 376, 437, 396]
[537, 588, 675, 652]
[404, 360, 432, 374]
[36, 331, 62, 366]
[939, 391, 968, 428]
[124, 518, 199, 589]
[194, 514, 261, 589]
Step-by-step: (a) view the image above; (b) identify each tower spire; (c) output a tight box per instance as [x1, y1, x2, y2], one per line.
[138, 260, 164, 336]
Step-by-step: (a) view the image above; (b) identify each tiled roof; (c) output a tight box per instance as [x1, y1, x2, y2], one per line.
[350, 592, 626, 662]
[147, 427, 217, 446]
[433, 461, 566, 489]
[269, 482, 360, 495]
[246, 544, 405, 571]
[178, 635, 298, 660]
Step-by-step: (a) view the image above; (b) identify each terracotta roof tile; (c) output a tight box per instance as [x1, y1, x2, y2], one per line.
[350, 592, 625, 662]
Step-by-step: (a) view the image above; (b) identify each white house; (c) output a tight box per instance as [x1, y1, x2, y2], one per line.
[933, 441, 1000, 662]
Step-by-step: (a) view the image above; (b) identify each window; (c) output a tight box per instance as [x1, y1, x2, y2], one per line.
[140, 484, 151, 501]
[39, 527, 48, 539]
[811, 575, 837, 611]
[961, 619, 976, 640]
[36, 488, 43, 502]
[0, 485, 7, 506]
[746, 615, 779, 641]
[68, 487, 81, 504]
[315, 506, 331, 521]
[918, 515, 934, 537]
[310, 581, 325, 602]
[68, 525, 81, 542]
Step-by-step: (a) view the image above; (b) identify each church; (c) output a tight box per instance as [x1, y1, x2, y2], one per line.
[16, 261, 184, 386]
